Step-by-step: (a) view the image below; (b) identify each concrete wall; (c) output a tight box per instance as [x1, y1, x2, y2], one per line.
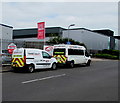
[0, 24, 13, 40]
[0, 24, 13, 51]
[63, 29, 109, 51]
[0, 24, 2, 53]
[14, 37, 52, 42]
[115, 39, 120, 50]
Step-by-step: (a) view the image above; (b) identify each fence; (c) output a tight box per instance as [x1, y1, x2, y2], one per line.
[1, 39, 45, 53]
[1, 39, 47, 64]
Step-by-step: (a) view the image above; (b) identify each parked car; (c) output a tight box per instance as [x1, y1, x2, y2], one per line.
[2, 53, 12, 64]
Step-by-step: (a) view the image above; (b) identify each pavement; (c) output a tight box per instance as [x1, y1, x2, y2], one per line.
[0, 58, 118, 73]
[1, 65, 13, 73]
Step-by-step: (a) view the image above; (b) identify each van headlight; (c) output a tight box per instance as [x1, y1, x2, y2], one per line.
[56, 57, 61, 60]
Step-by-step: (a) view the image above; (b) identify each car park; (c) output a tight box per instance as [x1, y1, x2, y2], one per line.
[2, 53, 12, 64]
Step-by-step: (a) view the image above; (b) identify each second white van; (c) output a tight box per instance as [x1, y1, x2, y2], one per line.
[53, 44, 91, 68]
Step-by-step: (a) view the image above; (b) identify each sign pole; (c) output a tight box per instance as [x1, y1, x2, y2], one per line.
[43, 22, 45, 47]
[44, 37, 45, 47]
[44, 23, 45, 46]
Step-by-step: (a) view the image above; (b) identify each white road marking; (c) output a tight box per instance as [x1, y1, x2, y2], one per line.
[22, 74, 66, 84]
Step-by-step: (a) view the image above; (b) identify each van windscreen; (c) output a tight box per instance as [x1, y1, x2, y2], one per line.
[53, 48, 65, 55]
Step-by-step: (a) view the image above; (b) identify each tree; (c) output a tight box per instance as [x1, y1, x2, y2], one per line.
[46, 36, 86, 48]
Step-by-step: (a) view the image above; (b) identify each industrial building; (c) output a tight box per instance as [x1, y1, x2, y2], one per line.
[63, 28, 114, 51]
[13, 27, 65, 41]
[13, 27, 66, 49]
[13, 27, 117, 52]
[0, 23, 119, 54]
[114, 36, 120, 50]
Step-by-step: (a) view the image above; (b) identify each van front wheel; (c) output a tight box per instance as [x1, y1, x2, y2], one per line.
[86, 60, 91, 66]
[51, 63, 57, 70]
[28, 65, 34, 73]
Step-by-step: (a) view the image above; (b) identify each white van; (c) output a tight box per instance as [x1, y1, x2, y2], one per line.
[12, 48, 58, 72]
[53, 44, 91, 67]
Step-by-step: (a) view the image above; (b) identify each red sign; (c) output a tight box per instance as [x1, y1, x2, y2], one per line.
[8, 43, 17, 54]
[45, 46, 53, 52]
[44, 46, 54, 56]
[37, 22, 45, 39]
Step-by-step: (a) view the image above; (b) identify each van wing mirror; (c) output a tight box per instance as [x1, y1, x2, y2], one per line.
[85, 52, 90, 57]
[49, 55, 52, 58]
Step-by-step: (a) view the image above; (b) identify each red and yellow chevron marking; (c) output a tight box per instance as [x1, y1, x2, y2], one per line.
[53, 55, 67, 63]
[12, 57, 25, 67]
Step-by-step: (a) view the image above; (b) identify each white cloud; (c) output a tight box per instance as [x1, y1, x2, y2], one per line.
[2, 2, 118, 35]
[1, 0, 120, 2]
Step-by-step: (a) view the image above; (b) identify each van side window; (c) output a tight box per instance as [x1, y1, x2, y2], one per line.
[42, 52, 50, 58]
[68, 49, 84, 55]
[78, 50, 84, 55]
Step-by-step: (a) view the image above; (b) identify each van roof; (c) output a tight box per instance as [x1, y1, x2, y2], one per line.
[14, 48, 43, 51]
[54, 44, 85, 50]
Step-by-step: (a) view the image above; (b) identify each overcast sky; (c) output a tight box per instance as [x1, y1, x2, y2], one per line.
[1, 1, 119, 35]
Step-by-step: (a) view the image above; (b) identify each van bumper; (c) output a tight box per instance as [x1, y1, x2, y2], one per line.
[57, 61, 71, 66]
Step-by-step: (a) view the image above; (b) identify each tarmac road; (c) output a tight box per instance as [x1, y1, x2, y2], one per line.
[2, 60, 118, 102]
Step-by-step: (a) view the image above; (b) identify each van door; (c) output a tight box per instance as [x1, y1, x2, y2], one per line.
[41, 51, 52, 68]
[53, 48, 67, 64]
[84, 51, 90, 63]
[31, 50, 43, 69]
[12, 48, 25, 67]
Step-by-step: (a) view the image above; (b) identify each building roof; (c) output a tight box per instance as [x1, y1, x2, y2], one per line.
[68, 28, 92, 32]
[13, 26, 114, 39]
[13, 27, 66, 39]
[114, 36, 120, 40]
[0, 24, 13, 28]
[92, 29, 114, 36]
[67, 28, 114, 37]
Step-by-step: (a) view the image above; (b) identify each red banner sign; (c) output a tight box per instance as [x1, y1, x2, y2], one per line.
[37, 22, 45, 39]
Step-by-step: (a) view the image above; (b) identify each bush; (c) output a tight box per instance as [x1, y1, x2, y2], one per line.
[47, 36, 86, 48]
[102, 49, 119, 56]
[94, 53, 118, 59]
[94, 49, 120, 60]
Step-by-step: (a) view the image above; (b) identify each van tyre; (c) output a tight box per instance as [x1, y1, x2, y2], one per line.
[69, 61, 74, 68]
[86, 60, 91, 66]
[51, 63, 57, 70]
[13, 68, 19, 73]
[28, 65, 34, 73]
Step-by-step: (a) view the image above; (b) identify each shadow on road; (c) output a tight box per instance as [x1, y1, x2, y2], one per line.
[11, 64, 88, 74]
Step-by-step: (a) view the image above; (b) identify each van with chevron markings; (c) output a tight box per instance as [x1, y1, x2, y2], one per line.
[12, 48, 57, 72]
[53, 44, 91, 68]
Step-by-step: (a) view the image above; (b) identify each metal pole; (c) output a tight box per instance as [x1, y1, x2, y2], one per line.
[68, 25, 70, 42]
[67, 24, 75, 43]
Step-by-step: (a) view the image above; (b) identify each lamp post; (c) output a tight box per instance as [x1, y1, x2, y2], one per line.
[68, 24, 75, 43]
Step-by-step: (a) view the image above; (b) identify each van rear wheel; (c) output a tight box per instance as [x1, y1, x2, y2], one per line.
[69, 61, 74, 68]
[13, 68, 19, 73]
[28, 65, 34, 73]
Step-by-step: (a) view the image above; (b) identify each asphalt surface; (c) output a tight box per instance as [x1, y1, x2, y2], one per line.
[2, 60, 118, 101]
